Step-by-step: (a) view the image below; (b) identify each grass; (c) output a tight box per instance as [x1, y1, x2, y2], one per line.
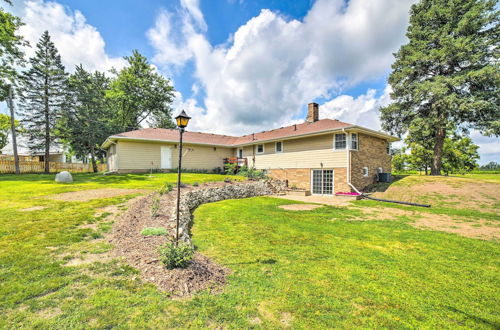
[0, 173, 498, 328]
[140, 227, 168, 236]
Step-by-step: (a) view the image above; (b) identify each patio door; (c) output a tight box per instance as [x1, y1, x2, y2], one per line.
[311, 169, 333, 195]
[160, 146, 172, 169]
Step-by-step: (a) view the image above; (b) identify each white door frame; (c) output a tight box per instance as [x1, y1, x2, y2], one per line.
[160, 146, 172, 169]
[310, 169, 334, 196]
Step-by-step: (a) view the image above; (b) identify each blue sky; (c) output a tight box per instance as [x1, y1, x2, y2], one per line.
[3, 0, 499, 164]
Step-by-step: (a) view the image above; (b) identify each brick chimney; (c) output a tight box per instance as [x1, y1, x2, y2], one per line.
[306, 102, 319, 123]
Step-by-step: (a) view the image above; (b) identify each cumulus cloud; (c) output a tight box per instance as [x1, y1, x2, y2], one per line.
[147, 0, 416, 135]
[321, 86, 392, 130]
[19, 0, 126, 72]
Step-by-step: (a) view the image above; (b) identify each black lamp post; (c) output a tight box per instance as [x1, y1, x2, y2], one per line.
[174, 110, 191, 245]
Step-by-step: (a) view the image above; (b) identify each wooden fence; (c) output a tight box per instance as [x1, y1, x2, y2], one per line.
[0, 160, 107, 174]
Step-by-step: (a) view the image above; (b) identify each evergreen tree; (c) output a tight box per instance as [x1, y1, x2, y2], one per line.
[107, 50, 175, 131]
[60, 65, 115, 172]
[18, 31, 67, 173]
[380, 0, 499, 175]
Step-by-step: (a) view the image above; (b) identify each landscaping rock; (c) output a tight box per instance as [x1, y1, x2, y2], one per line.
[55, 171, 73, 183]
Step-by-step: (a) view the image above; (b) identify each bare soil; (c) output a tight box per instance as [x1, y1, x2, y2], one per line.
[109, 185, 230, 297]
[46, 188, 148, 202]
[19, 206, 46, 212]
[373, 179, 499, 211]
[278, 204, 322, 211]
[353, 207, 500, 241]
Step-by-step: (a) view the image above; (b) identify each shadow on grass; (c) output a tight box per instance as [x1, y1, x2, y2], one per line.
[445, 306, 500, 328]
[363, 175, 407, 193]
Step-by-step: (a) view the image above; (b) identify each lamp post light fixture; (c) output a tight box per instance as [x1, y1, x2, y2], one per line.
[174, 110, 191, 245]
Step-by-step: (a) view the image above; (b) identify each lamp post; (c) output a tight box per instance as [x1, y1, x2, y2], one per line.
[174, 110, 191, 245]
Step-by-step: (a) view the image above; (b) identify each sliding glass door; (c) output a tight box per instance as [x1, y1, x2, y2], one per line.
[311, 169, 333, 195]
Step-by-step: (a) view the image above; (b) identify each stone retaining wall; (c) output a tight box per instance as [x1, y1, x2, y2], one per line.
[171, 180, 285, 244]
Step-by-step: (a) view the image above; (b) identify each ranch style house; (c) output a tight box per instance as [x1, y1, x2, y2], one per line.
[101, 103, 400, 194]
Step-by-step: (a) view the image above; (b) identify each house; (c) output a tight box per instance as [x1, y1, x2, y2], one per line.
[101, 103, 400, 194]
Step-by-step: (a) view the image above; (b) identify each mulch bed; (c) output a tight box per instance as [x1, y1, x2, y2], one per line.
[109, 183, 230, 297]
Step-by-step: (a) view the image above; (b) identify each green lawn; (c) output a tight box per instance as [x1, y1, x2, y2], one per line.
[0, 173, 498, 328]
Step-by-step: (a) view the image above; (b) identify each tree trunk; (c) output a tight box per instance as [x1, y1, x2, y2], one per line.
[44, 77, 50, 174]
[431, 127, 446, 176]
[7, 86, 20, 175]
[90, 146, 98, 173]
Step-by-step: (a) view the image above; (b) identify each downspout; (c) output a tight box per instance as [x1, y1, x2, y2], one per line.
[342, 128, 352, 191]
[343, 130, 430, 208]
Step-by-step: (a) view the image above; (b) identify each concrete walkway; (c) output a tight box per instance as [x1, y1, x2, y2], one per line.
[273, 194, 355, 206]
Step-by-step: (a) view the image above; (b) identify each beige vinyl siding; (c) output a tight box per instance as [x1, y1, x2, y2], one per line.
[117, 140, 233, 171]
[171, 144, 234, 170]
[118, 141, 162, 170]
[241, 133, 347, 169]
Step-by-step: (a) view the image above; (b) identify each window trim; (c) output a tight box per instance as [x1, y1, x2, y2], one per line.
[363, 166, 369, 177]
[275, 141, 283, 153]
[256, 144, 265, 154]
[387, 142, 391, 155]
[334, 133, 347, 150]
[377, 167, 383, 174]
[350, 133, 358, 150]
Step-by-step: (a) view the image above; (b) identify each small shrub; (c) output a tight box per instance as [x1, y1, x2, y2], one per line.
[224, 163, 237, 175]
[192, 182, 199, 187]
[151, 194, 160, 217]
[140, 227, 168, 236]
[158, 182, 173, 196]
[224, 177, 232, 183]
[158, 241, 194, 269]
[212, 167, 223, 174]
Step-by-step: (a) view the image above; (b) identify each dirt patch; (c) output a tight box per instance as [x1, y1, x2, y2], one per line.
[373, 178, 500, 211]
[279, 204, 322, 211]
[64, 253, 114, 266]
[110, 185, 230, 297]
[352, 207, 499, 241]
[46, 188, 148, 202]
[19, 206, 46, 212]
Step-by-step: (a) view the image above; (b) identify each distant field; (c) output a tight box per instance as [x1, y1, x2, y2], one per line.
[0, 173, 498, 328]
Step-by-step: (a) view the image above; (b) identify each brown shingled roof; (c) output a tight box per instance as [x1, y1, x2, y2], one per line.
[233, 119, 352, 144]
[109, 119, 353, 147]
[115, 127, 239, 145]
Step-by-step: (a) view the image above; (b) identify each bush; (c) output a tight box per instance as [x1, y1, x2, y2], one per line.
[224, 163, 237, 175]
[151, 193, 160, 217]
[140, 227, 167, 236]
[212, 167, 223, 174]
[158, 182, 173, 196]
[158, 241, 194, 269]
[192, 182, 199, 187]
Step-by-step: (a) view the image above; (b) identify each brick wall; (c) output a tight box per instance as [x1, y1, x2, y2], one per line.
[268, 167, 349, 193]
[350, 133, 391, 190]
[268, 168, 310, 189]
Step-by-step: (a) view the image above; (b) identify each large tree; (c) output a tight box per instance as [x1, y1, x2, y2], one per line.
[380, 0, 499, 175]
[60, 65, 115, 172]
[107, 50, 175, 131]
[18, 31, 67, 173]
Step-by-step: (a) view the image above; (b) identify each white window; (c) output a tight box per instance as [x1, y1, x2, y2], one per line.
[334, 133, 347, 149]
[387, 142, 391, 155]
[363, 167, 369, 177]
[256, 144, 264, 154]
[351, 133, 358, 150]
[377, 167, 383, 174]
[238, 149, 243, 158]
[275, 141, 283, 153]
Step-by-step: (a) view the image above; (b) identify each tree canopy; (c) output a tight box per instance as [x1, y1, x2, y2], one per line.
[380, 0, 499, 175]
[107, 50, 176, 131]
[60, 65, 116, 172]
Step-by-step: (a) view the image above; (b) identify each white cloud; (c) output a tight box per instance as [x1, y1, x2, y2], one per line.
[320, 86, 392, 130]
[148, 0, 416, 136]
[19, 0, 126, 72]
